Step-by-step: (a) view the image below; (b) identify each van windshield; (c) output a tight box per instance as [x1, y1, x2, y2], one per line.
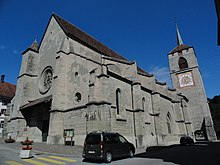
[86, 134, 101, 145]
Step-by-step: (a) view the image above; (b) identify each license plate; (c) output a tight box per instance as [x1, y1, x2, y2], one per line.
[88, 151, 95, 154]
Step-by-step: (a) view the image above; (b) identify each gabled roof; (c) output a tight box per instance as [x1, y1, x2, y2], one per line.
[0, 82, 16, 99]
[52, 13, 151, 76]
[53, 13, 127, 61]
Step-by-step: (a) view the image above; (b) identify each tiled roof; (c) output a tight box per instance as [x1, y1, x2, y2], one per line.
[169, 44, 192, 54]
[53, 13, 127, 61]
[0, 82, 16, 99]
[53, 13, 151, 76]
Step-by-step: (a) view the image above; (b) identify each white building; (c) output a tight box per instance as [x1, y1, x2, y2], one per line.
[0, 75, 16, 137]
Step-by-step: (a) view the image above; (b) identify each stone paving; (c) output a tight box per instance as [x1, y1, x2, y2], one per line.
[0, 137, 83, 157]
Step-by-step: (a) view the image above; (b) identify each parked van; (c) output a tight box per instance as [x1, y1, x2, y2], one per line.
[82, 131, 135, 163]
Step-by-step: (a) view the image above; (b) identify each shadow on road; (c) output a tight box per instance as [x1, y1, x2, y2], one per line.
[135, 142, 220, 165]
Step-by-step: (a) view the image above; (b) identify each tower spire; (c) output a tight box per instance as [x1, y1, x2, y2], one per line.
[29, 37, 39, 52]
[176, 24, 184, 45]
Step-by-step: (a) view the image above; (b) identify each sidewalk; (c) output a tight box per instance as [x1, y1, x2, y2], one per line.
[0, 138, 83, 157]
[0, 137, 148, 157]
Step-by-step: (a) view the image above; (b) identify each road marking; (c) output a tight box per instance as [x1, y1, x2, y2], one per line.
[37, 157, 64, 164]
[48, 156, 77, 162]
[6, 161, 24, 165]
[22, 159, 48, 165]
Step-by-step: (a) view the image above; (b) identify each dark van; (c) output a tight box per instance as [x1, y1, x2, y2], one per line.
[180, 136, 194, 145]
[82, 131, 135, 163]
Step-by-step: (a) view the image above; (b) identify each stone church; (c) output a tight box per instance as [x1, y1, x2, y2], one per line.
[6, 13, 216, 148]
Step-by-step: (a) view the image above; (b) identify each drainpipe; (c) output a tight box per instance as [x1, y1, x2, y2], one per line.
[131, 84, 137, 148]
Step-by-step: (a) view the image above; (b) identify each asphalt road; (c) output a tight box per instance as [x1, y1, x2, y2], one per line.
[0, 146, 81, 165]
[135, 141, 220, 165]
[1, 141, 220, 165]
[0, 145, 22, 165]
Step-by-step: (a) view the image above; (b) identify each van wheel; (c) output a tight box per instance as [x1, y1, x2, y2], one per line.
[104, 152, 112, 163]
[129, 149, 134, 158]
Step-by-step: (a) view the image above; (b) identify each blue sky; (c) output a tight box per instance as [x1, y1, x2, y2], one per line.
[0, 0, 219, 98]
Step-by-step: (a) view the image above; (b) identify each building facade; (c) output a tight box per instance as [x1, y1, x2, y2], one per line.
[208, 96, 220, 139]
[168, 25, 217, 141]
[7, 14, 193, 148]
[0, 75, 16, 137]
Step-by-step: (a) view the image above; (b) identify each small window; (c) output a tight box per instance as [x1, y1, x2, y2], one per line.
[142, 97, 145, 110]
[178, 57, 188, 70]
[75, 72, 78, 77]
[166, 112, 172, 134]
[75, 92, 81, 102]
[116, 89, 121, 115]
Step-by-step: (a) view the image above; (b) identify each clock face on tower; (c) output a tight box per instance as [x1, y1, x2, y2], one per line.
[177, 72, 194, 88]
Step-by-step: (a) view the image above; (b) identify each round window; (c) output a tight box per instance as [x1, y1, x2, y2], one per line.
[39, 66, 53, 94]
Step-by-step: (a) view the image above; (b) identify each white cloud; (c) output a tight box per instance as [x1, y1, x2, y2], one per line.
[149, 65, 172, 87]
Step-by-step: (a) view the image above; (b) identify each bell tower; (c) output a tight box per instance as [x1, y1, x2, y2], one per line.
[168, 24, 216, 141]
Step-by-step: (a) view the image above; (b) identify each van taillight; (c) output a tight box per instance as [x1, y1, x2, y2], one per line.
[100, 141, 104, 151]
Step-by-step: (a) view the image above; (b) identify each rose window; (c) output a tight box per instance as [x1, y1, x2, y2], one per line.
[39, 67, 53, 94]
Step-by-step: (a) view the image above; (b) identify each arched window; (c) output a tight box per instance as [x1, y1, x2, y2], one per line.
[142, 97, 145, 110]
[166, 112, 172, 134]
[116, 89, 121, 115]
[178, 57, 188, 70]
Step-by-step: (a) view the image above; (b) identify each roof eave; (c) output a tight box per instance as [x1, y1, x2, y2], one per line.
[168, 45, 193, 55]
[22, 48, 39, 55]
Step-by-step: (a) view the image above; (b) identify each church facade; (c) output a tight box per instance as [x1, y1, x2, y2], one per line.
[7, 14, 209, 148]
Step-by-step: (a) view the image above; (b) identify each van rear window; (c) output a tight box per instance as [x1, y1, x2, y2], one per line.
[86, 134, 101, 145]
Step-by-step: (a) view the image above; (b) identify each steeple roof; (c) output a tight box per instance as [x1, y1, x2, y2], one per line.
[29, 38, 39, 52]
[169, 24, 192, 54]
[22, 38, 39, 54]
[176, 24, 184, 45]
